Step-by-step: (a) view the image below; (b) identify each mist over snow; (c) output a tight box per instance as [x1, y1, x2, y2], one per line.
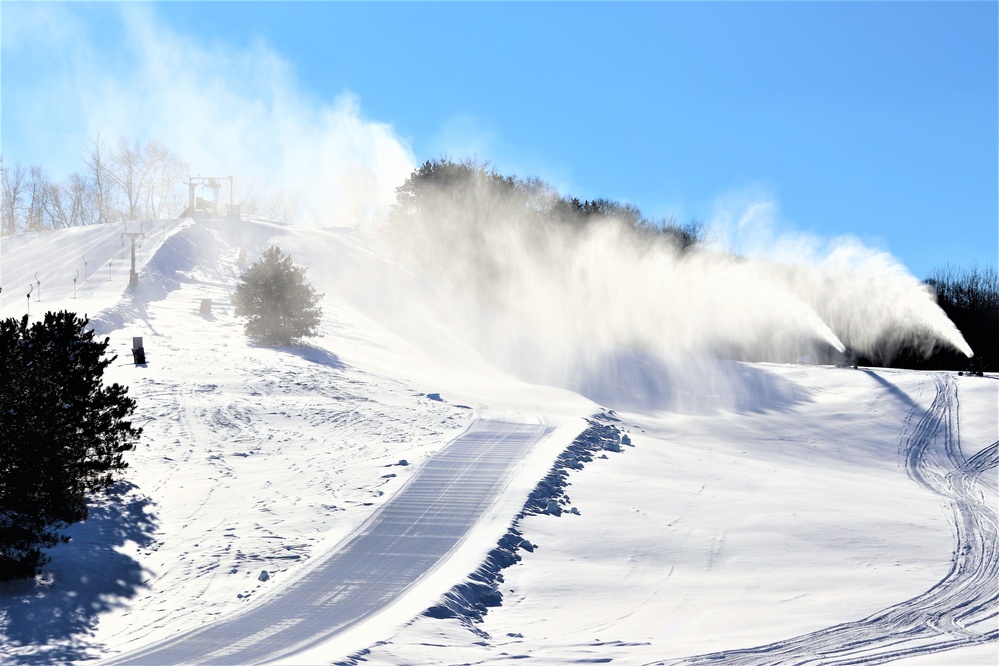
[1, 5, 973, 377]
[3, 3, 415, 228]
[706, 194, 973, 361]
[114, 5, 415, 227]
[380, 173, 972, 412]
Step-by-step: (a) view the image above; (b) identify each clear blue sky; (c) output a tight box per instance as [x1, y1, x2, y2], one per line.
[2, 1, 996, 279]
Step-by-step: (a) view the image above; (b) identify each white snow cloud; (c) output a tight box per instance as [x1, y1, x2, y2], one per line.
[2, 4, 415, 227]
[704, 189, 972, 360]
[387, 175, 971, 405]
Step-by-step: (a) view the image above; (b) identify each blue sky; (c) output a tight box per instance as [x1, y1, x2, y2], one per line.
[2, 1, 996, 279]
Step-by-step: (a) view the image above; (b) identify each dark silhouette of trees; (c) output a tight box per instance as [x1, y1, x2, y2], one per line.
[856, 265, 998, 371]
[0, 311, 141, 579]
[233, 246, 324, 346]
[389, 157, 704, 314]
[391, 157, 703, 250]
[925, 265, 998, 371]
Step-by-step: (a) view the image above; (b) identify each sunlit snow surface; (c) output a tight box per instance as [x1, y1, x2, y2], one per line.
[101, 422, 553, 665]
[0, 218, 995, 665]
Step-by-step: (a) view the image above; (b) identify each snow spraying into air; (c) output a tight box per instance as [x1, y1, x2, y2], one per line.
[12, 3, 971, 375]
[11, 3, 414, 228]
[383, 184, 972, 391]
[707, 195, 973, 360]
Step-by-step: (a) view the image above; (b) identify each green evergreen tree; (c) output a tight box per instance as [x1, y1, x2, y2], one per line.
[0, 311, 141, 579]
[232, 246, 324, 346]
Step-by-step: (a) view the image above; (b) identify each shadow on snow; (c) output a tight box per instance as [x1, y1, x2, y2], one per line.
[0, 481, 158, 664]
[274, 343, 347, 371]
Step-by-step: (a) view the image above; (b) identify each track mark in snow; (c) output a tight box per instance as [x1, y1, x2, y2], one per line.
[663, 373, 999, 665]
[100, 420, 552, 665]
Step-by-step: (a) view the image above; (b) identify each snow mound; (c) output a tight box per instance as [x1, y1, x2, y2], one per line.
[423, 413, 630, 628]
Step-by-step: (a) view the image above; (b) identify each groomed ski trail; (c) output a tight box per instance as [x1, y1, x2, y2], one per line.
[101, 420, 554, 665]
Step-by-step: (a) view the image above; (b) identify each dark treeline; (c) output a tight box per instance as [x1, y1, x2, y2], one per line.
[394, 158, 995, 372]
[389, 157, 704, 319]
[392, 157, 703, 249]
[873, 265, 998, 372]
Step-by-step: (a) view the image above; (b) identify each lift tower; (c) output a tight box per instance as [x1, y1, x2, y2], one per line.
[187, 176, 234, 216]
[122, 228, 145, 291]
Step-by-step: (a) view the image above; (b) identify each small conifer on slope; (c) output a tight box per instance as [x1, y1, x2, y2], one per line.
[232, 246, 324, 346]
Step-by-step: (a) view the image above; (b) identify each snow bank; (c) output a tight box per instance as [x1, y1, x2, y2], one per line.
[422, 413, 631, 627]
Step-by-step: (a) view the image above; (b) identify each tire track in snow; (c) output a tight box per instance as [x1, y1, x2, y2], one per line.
[663, 373, 999, 665]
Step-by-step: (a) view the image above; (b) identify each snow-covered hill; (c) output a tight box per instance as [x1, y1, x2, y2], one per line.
[0, 218, 995, 665]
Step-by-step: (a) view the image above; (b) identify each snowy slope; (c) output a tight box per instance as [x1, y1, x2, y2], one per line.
[0, 218, 995, 665]
[366, 368, 997, 665]
[0, 217, 593, 664]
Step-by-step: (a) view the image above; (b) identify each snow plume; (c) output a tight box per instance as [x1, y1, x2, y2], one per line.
[708, 193, 974, 362]
[387, 173, 971, 407]
[2, 4, 414, 227]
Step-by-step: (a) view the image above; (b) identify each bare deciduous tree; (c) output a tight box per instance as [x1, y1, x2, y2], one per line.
[1, 158, 27, 236]
[66, 173, 96, 227]
[5, 135, 205, 232]
[85, 135, 116, 225]
[109, 136, 151, 221]
[43, 180, 70, 230]
[143, 139, 188, 218]
[25, 166, 58, 232]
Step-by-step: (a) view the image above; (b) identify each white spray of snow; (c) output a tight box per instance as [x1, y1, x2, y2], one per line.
[382, 180, 971, 412]
[707, 194, 974, 360]
[2, 3, 415, 228]
[2, 4, 971, 406]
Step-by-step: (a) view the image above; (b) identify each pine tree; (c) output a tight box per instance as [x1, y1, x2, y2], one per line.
[232, 246, 323, 346]
[0, 311, 141, 579]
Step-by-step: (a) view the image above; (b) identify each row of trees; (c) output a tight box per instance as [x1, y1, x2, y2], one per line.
[861, 265, 997, 372]
[389, 158, 703, 311]
[922, 266, 996, 371]
[2, 139, 317, 232]
[391, 157, 703, 249]
[1, 135, 188, 235]
[391, 158, 995, 372]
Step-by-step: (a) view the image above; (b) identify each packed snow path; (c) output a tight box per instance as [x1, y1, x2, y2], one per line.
[667, 373, 999, 665]
[103, 420, 553, 665]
